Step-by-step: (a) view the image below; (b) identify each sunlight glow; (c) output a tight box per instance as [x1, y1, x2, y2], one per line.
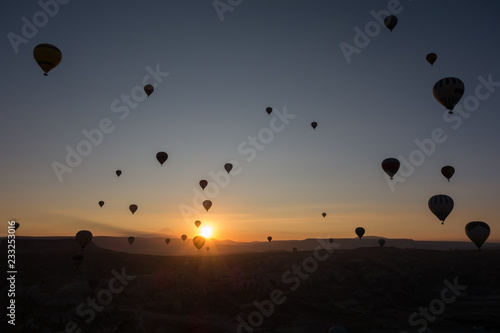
[200, 226, 213, 238]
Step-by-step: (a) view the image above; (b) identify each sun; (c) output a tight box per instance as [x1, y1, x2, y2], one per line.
[200, 226, 213, 238]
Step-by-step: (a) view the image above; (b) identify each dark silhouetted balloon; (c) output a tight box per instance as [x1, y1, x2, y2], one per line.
[193, 236, 206, 250]
[199, 180, 208, 190]
[181, 234, 187, 242]
[465, 221, 490, 250]
[98, 201, 104, 208]
[72, 254, 84, 269]
[224, 163, 233, 174]
[165, 238, 171, 245]
[116, 170, 122, 177]
[328, 238, 334, 244]
[426, 53, 437, 66]
[206, 246, 210, 252]
[441, 166, 455, 182]
[382, 158, 400, 179]
[428, 194, 454, 225]
[378, 239, 386, 247]
[144, 84, 154, 97]
[322, 212, 326, 218]
[33, 43, 62, 76]
[266, 107, 272, 115]
[203, 200, 212, 212]
[14, 222, 20, 231]
[384, 15, 398, 31]
[129, 204, 138, 215]
[195, 220, 201, 228]
[292, 247, 298, 253]
[311, 122, 318, 129]
[128, 236, 135, 245]
[76, 230, 93, 250]
[267, 236, 272, 242]
[156, 152, 168, 166]
[355, 227, 365, 239]
[433, 77, 464, 114]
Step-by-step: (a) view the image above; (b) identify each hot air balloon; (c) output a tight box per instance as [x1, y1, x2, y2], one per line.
[322, 212, 326, 218]
[382, 158, 400, 179]
[224, 163, 233, 174]
[267, 236, 272, 242]
[441, 166, 455, 182]
[266, 107, 273, 115]
[72, 254, 84, 269]
[433, 77, 465, 114]
[156, 151, 168, 166]
[426, 53, 437, 66]
[465, 221, 490, 250]
[355, 227, 365, 239]
[206, 246, 210, 252]
[165, 238, 171, 245]
[428, 194, 454, 225]
[199, 180, 208, 190]
[144, 84, 154, 97]
[328, 238, 334, 244]
[98, 201, 104, 208]
[378, 239, 386, 247]
[116, 170, 122, 177]
[311, 122, 318, 129]
[181, 234, 187, 242]
[193, 236, 206, 250]
[129, 204, 138, 215]
[203, 200, 212, 212]
[33, 43, 62, 76]
[75, 230, 93, 250]
[292, 247, 298, 254]
[14, 222, 20, 231]
[195, 220, 201, 228]
[128, 236, 135, 245]
[384, 15, 398, 31]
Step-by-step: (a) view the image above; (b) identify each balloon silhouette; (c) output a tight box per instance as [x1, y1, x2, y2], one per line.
[181, 234, 187, 242]
[116, 170, 122, 177]
[75, 230, 93, 250]
[426, 53, 437, 66]
[266, 107, 273, 115]
[14, 222, 20, 231]
[328, 238, 333, 244]
[72, 254, 84, 269]
[224, 163, 233, 174]
[428, 194, 454, 225]
[433, 77, 465, 114]
[382, 158, 400, 179]
[165, 238, 171, 245]
[355, 227, 365, 239]
[267, 236, 272, 242]
[128, 236, 135, 245]
[322, 212, 326, 218]
[203, 200, 212, 212]
[311, 122, 318, 129]
[378, 239, 386, 247]
[384, 15, 398, 31]
[33, 43, 62, 76]
[199, 180, 208, 190]
[441, 166, 455, 182]
[465, 221, 490, 250]
[195, 220, 201, 228]
[156, 152, 168, 166]
[193, 236, 206, 250]
[98, 201, 104, 208]
[129, 204, 138, 215]
[144, 84, 154, 97]
[206, 246, 210, 252]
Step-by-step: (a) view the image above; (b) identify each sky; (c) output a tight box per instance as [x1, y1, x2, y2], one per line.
[1, 0, 500, 242]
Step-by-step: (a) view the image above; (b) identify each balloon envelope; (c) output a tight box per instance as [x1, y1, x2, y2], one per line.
[378, 239, 386, 247]
[441, 166, 455, 182]
[33, 43, 62, 76]
[195, 220, 201, 228]
[165, 238, 171, 245]
[203, 200, 212, 212]
[433, 77, 465, 113]
[116, 170, 122, 177]
[355, 227, 365, 239]
[382, 158, 400, 179]
[129, 204, 138, 214]
[199, 180, 208, 190]
[426, 53, 437, 66]
[72, 254, 84, 269]
[128, 237, 135, 245]
[311, 122, 318, 129]
[98, 201, 104, 208]
[267, 236, 272, 242]
[14, 222, 20, 231]
[76, 230, 93, 250]
[465, 221, 490, 250]
[181, 234, 187, 242]
[144, 84, 154, 97]
[193, 236, 206, 250]
[224, 163, 233, 174]
[322, 212, 326, 218]
[156, 151, 168, 166]
[266, 107, 272, 115]
[428, 194, 454, 224]
[384, 15, 398, 31]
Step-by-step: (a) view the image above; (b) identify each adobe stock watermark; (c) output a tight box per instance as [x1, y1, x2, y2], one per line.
[401, 277, 467, 333]
[236, 238, 340, 332]
[213, 0, 243, 22]
[178, 106, 297, 222]
[51, 64, 169, 182]
[339, 0, 408, 64]
[386, 74, 500, 192]
[7, 0, 71, 54]
[59, 267, 135, 333]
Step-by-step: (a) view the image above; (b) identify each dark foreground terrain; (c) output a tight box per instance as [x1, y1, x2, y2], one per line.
[1, 238, 499, 332]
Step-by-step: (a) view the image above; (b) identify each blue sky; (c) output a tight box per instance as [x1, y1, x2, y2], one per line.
[1, 0, 499, 242]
